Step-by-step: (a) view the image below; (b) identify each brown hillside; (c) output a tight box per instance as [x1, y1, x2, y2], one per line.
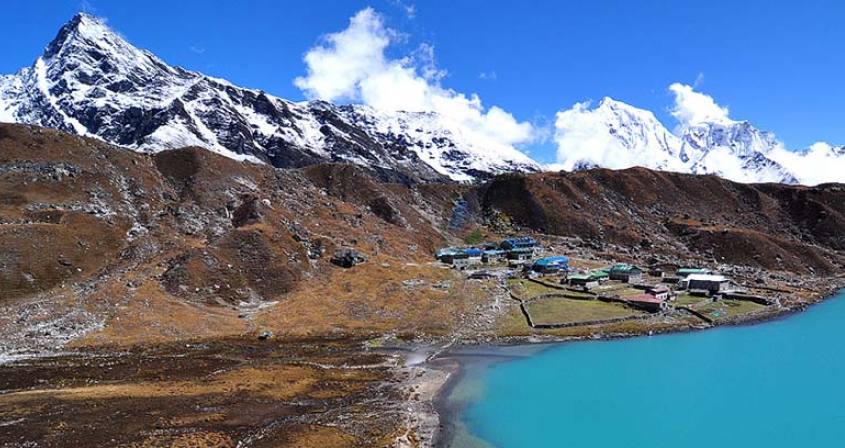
[0, 123, 467, 349]
[479, 168, 845, 273]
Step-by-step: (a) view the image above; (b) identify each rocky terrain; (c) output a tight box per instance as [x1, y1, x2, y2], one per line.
[1, 122, 844, 447]
[477, 169, 845, 275]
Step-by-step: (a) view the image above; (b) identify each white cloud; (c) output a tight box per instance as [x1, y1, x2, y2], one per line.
[294, 8, 391, 102]
[552, 100, 640, 171]
[479, 70, 497, 80]
[79, 0, 97, 14]
[693, 72, 705, 88]
[294, 8, 535, 154]
[769, 142, 845, 185]
[552, 98, 687, 172]
[390, 0, 417, 19]
[668, 83, 732, 128]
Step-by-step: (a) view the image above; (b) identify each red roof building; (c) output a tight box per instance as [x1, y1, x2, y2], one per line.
[628, 293, 667, 312]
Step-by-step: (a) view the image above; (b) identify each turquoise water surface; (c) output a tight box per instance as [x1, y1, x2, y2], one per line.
[450, 291, 845, 447]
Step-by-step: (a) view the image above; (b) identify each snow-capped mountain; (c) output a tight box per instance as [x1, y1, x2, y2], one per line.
[0, 13, 539, 183]
[555, 97, 801, 184]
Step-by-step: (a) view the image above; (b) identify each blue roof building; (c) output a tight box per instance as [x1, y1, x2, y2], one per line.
[463, 247, 483, 257]
[500, 237, 538, 250]
[531, 256, 569, 273]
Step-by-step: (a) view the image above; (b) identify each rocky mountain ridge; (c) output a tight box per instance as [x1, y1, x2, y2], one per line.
[3, 13, 845, 186]
[0, 13, 539, 183]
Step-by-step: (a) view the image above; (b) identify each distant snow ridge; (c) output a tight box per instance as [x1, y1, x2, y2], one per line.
[553, 97, 808, 184]
[0, 13, 539, 182]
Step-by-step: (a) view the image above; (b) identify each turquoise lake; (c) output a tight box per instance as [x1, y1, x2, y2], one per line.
[446, 290, 845, 447]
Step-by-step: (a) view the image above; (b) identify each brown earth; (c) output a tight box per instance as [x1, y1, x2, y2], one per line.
[0, 339, 405, 448]
[477, 169, 845, 273]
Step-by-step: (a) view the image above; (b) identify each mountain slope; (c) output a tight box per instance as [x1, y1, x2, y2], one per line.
[0, 13, 538, 183]
[478, 168, 845, 274]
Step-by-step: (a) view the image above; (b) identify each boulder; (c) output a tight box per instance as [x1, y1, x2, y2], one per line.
[331, 247, 367, 268]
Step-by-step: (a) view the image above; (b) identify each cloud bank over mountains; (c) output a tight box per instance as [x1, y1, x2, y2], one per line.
[552, 83, 845, 185]
[2, 7, 842, 186]
[294, 8, 845, 186]
[668, 82, 733, 129]
[294, 8, 536, 161]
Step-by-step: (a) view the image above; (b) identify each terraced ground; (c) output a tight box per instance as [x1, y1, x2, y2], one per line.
[526, 297, 645, 326]
[694, 299, 768, 321]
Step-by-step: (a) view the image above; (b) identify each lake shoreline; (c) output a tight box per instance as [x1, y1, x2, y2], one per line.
[426, 284, 845, 448]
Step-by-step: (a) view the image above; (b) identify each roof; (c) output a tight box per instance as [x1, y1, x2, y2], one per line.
[569, 271, 606, 281]
[508, 247, 534, 254]
[534, 256, 569, 266]
[686, 274, 728, 282]
[568, 274, 591, 280]
[501, 237, 538, 247]
[609, 263, 642, 273]
[502, 236, 536, 243]
[677, 268, 711, 275]
[628, 294, 664, 304]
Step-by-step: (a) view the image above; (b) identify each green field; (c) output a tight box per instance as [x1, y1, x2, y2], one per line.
[509, 279, 598, 301]
[508, 279, 562, 299]
[675, 293, 709, 307]
[696, 299, 766, 320]
[560, 289, 596, 299]
[615, 288, 649, 298]
[526, 297, 644, 326]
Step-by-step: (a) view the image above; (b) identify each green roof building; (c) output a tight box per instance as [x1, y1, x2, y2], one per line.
[676, 268, 712, 277]
[609, 263, 643, 283]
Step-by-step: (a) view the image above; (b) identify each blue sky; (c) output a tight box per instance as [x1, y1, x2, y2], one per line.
[2, 0, 844, 163]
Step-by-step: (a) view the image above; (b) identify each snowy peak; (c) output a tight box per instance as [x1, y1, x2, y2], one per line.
[553, 97, 685, 172]
[336, 104, 539, 181]
[681, 121, 780, 157]
[45, 13, 129, 59]
[555, 97, 799, 184]
[594, 97, 681, 160]
[40, 14, 195, 110]
[0, 14, 537, 183]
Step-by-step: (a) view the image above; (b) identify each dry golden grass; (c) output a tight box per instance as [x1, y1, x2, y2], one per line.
[272, 425, 358, 448]
[495, 305, 533, 336]
[568, 257, 609, 270]
[2, 361, 378, 405]
[254, 257, 484, 337]
[77, 279, 248, 347]
[132, 432, 234, 448]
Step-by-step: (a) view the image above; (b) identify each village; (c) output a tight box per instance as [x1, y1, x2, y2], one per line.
[436, 236, 780, 331]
